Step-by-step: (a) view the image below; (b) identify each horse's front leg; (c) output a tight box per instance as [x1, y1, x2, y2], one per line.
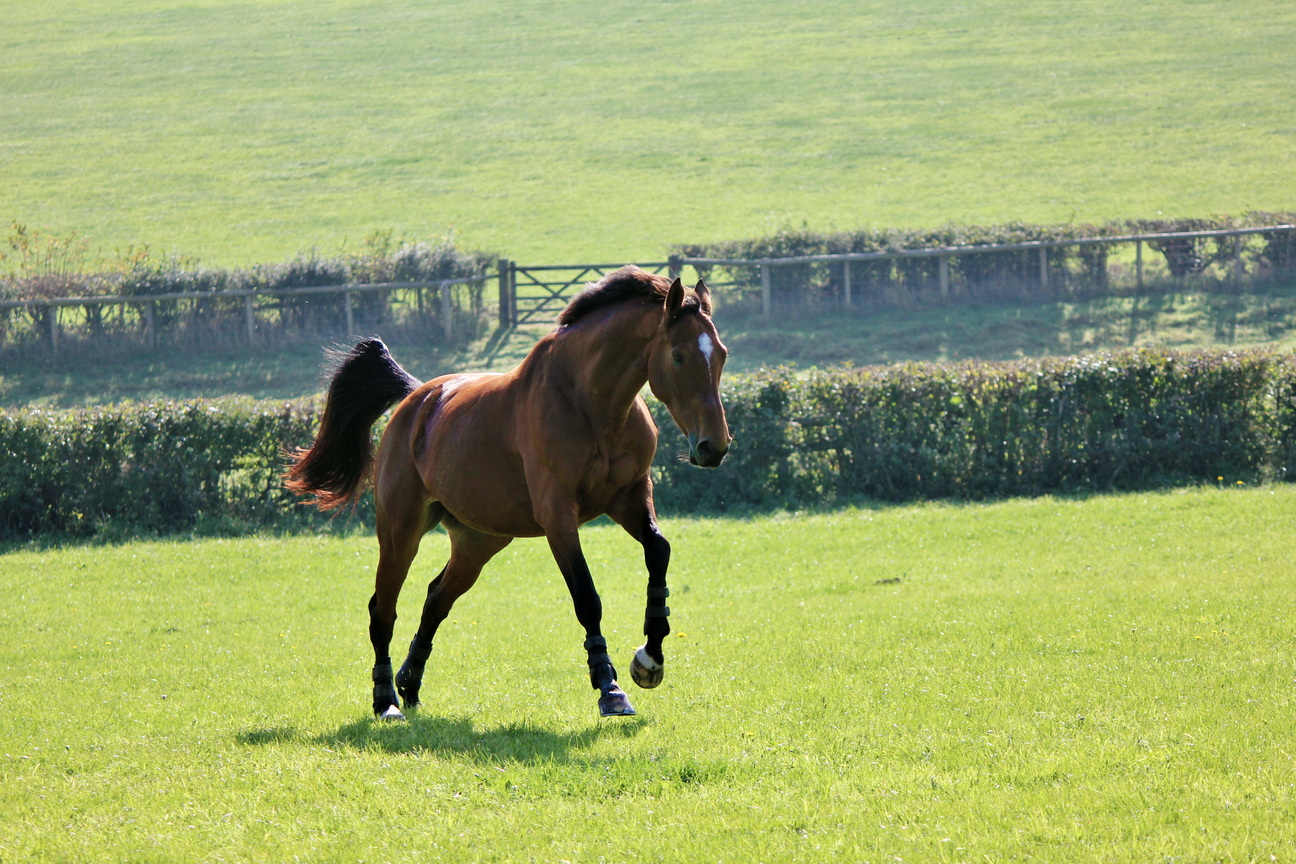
[608, 480, 671, 689]
[541, 503, 636, 717]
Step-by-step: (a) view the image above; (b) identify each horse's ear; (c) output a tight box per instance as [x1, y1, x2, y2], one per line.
[694, 278, 712, 315]
[665, 277, 685, 317]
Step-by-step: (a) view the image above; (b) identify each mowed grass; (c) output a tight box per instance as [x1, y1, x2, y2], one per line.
[2, 485, 1294, 861]
[9, 281, 1296, 408]
[2, 0, 1294, 266]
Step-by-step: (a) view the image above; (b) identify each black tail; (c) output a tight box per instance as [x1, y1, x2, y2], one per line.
[285, 338, 421, 510]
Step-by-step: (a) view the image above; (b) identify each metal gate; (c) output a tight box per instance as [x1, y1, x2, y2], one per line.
[496, 260, 674, 326]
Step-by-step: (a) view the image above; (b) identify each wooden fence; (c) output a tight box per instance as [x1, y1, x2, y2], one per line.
[675, 224, 1296, 316]
[3, 224, 1295, 355]
[0, 275, 490, 355]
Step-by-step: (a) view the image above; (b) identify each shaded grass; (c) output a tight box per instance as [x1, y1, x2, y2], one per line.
[2, 0, 1294, 266]
[716, 280, 1296, 370]
[8, 282, 1296, 407]
[1, 486, 1295, 860]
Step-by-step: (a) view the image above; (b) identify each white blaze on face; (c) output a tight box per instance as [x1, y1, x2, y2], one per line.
[698, 332, 715, 369]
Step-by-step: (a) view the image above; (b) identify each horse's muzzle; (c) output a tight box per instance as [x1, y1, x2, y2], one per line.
[691, 438, 728, 468]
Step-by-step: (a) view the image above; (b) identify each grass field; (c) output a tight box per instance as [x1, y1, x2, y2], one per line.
[6, 282, 1296, 408]
[3, 0, 1294, 266]
[2, 485, 1294, 861]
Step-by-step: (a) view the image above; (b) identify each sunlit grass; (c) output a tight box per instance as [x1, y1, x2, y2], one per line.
[2, 485, 1294, 860]
[2, 0, 1293, 265]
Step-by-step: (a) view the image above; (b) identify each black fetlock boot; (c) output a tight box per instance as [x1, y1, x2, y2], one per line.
[585, 635, 635, 716]
[372, 662, 405, 721]
[395, 635, 432, 709]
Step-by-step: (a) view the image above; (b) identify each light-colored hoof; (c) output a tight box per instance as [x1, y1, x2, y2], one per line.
[629, 645, 664, 689]
[599, 683, 636, 717]
[377, 704, 406, 722]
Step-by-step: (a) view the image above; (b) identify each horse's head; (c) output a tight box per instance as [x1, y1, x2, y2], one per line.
[647, 277, 731, 468]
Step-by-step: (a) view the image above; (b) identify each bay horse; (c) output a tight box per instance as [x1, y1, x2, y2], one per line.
[285, 267, 730, 719]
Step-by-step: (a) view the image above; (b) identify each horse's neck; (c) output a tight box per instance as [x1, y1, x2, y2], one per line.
[542, 303, 657, 431]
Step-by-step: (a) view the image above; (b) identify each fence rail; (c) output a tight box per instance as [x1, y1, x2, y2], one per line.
[4, 224, 1295, 355]
[0, 275, 491, 354]
[677, 225, 1296, 315]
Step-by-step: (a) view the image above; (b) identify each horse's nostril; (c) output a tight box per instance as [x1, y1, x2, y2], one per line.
[696, 439, 714, 461]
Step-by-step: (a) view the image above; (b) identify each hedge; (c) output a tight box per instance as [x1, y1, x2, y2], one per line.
[3, 348, 1295, 540]
[649, 349, 1296, 511]
[0, 399, 325, 539]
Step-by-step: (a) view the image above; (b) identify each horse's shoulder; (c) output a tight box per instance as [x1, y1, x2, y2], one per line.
[621, 395, 659, 453]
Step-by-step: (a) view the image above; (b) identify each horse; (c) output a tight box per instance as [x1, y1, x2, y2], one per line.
[285, 267, 731, 719]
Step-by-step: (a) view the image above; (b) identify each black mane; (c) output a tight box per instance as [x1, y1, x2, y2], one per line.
[557, 266, 698, 327]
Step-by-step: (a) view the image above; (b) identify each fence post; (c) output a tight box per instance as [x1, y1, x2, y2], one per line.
[441, 281, 453, 340]
[49, 304, 59, 355]
[1136, 240, 1143, 290]
[1234, 235, 1243, 286]
[509, 262, 517, 326]
[843, 260, 852, 307]
[146, 301, 155, 349]
[498, 259, 511, 327]
[668, 254, 682, 281]
[1039, 247, 1048, 290]
[244, 294, 255, 344]
[939, 256, 950, 297]
[344, 291, 354, 336]
[760, 263, 771, 317]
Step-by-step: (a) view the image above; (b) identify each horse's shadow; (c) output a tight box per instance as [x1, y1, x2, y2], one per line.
[237, 712, 648, 764]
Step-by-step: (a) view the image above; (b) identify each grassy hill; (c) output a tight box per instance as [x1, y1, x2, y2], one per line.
[3, 0, 1294, 267]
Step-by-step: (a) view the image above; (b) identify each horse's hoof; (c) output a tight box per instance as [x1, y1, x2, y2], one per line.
[396, 682, 421, 709]
[395, 663, 422, 707]
[376, 704, 406, 722]
[598, 682, 636, 717]
[629, 645, 664, 689]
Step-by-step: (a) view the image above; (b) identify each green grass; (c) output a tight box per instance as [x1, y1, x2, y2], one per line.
[2, 0, 1294, 267]
[2, 485, 1294, 860]
[8, 282, 1296, 408]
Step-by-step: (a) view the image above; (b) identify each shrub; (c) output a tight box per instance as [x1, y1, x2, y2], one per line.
[3, 348, 1294, 540]
[0, 399, 328, 539]
[647, 348, 1291, 512]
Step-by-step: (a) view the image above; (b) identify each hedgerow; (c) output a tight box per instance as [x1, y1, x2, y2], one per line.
[0, 399, 329, 540]
[647, 348, 1296, 511]
[3, 348, 1295, 540]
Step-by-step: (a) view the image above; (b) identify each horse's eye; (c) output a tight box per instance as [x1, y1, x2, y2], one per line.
[671, 351, 685, 367]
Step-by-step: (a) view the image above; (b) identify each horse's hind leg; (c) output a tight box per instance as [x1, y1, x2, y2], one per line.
[395, 516, 511, 710]
[369, 490, 442, 721]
